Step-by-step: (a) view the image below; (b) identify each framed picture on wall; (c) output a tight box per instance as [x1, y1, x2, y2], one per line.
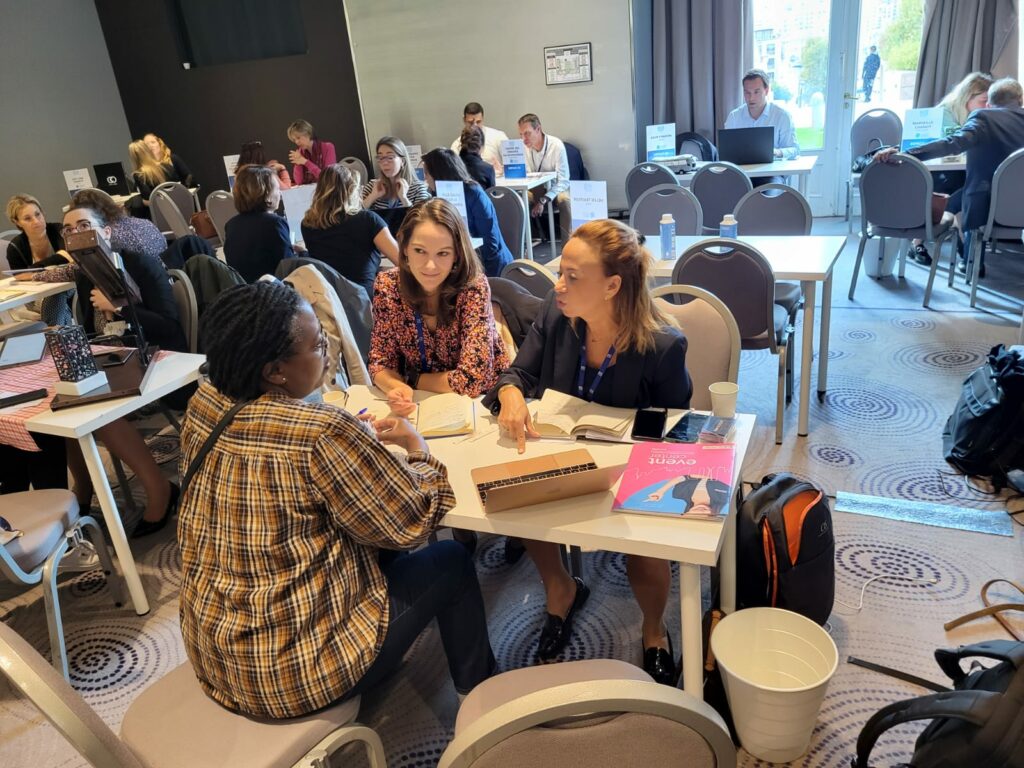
[544, 42, 592, 86]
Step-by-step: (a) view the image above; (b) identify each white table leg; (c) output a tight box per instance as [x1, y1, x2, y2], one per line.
[78, 433, 150, 615]
[547, 200, 557, 260]
[719, 508, 737, 614]
[519, 189, 534, 261]
[817, 272, 833, 402]
[798, 172, 808, 198]
[679, 563, 703, 700]
[798, 280, 817, 437]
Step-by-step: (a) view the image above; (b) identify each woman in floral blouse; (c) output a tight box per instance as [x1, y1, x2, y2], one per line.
[368, 198, 509, 416]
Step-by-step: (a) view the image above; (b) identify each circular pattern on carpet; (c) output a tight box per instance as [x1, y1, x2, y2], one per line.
[67, 621, 179, 707]
[491, 601, 625, 670]
[820, 376, 937, 436]
[860, 459, 1002, 506]
[842, 328, 877, 343]
[67, 569, 113, 599]
[834, 539, 970, 602]
[808, 443, 863, 469]
[890, 316, 936, 332]
[891, 342, 988, 375]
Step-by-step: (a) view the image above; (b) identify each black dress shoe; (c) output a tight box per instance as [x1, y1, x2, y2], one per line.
[910, 244, 931, 266]
[131, 481, 179, 539]
[537, 577, 590, 661]
[642, 632, 678, 686]
[451, 529, 478, 556]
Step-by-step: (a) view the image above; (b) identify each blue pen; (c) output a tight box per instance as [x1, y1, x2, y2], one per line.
[357, 407, 369, 416]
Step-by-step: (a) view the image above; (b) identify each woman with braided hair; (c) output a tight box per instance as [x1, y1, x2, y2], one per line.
[177, 280, 494, 718]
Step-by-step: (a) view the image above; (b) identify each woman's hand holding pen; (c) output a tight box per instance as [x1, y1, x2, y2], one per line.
[358, 413, 427, 454]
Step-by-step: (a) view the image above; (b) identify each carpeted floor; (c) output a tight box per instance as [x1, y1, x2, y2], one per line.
[2, 219, 1022, 767]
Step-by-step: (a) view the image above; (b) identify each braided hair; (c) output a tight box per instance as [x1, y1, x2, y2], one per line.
[201, 282, 304, 401]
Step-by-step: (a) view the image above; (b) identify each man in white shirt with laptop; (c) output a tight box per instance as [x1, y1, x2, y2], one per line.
[518, 112, 572, 241]
[450, 101, 509, 177]
[724, 69, 799, 185]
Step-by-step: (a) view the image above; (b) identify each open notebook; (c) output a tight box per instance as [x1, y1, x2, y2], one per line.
[332, 387, 475, 438]
[531, 389, 633, 441]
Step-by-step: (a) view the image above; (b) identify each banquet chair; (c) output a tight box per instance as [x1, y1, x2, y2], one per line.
[487, 187, 528, 261]
[629, 185, 703, 238]
[847, 108, 902, 232]
[0, 490, 122, 681]
[0, 621, 386, 768]
[340, 156, 369, 188]
[690, 162, 752, 235]
[500, 259, 557, 299]
[673, 239, 793, 443]
[151, 190, 193, 240]
[439, 659, 735, 768]
[848, 154, 955, 302]
[652, 285, 740, 411]
[168, 269, 199, 354]
[625, 163, 678, 208]
[205, 191, 236, 243]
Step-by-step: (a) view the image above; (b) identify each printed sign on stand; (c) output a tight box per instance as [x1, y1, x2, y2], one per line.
[569, 180, 608, 231]
[646, 123, 676, 161]
[407, 144, 424, 181]
[223, 154, 240, 189]
[901, 108, 948, 151]
[435, 180, 468, 222]
[501, 140, 527, 179]
[63, 169, 92, 195]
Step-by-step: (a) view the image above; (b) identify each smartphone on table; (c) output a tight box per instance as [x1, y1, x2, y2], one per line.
[631, 407, 668, 441]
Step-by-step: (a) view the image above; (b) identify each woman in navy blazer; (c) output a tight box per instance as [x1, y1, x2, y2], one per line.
[422, 148, 512, 277]
[224, 165, 294, 283]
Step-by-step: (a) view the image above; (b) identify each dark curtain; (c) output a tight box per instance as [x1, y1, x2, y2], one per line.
[914, 0, 1018, 107]
[652, 0, 753, 142]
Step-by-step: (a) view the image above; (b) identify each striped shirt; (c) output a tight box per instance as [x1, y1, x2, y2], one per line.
[359, 179, 431, 211]
[177, 381, 455, 718]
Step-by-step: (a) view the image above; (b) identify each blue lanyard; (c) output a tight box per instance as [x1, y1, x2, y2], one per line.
[576, 336, 615, 402]
[414, 313, 431, 373]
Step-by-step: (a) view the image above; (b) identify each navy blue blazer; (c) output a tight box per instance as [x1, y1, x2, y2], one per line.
[909, 107, 1024, 230]
[464, 183, 513, 277]
[484, 293, 692, 412]
[224, 210, 293, 283]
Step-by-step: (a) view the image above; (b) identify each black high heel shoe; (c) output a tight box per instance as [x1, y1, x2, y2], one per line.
[131, 481, 180, 539]
[642, 632, 678, 686]
[537, 576, 590, 661]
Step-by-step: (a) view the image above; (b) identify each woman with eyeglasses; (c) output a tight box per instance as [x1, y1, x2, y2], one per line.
[421, 147, 512, 277]
[360, 137, 431, 221]
[177, 280, 494, 718]
[15, 203, 186, 536]
[287, 119, 336, 186]
[368, 198, 509, 416]
[237, 140, 292, 190]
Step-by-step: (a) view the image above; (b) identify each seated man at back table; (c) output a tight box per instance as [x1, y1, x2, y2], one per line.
[724, 68, 799, 186]
[451, 101, 508, 178]
[518, 112, 572, 242]
[875, 77, 1024, 274]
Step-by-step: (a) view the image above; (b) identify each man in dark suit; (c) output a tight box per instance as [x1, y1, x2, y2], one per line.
[876, 78, 1024, 271]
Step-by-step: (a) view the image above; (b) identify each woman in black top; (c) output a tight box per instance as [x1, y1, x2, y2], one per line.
[483, 219, 692, 685]
[301, 164, 398, 296]
[129, 135, 193, 202]
[5, 193, 74, 325]
[459, 125, 496, 189]
[224, 165, 294, 283]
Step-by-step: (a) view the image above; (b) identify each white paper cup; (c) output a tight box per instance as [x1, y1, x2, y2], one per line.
[709, 381, 739, 418]
[711, 608, 838, 763]
[322, 390, 346, 406]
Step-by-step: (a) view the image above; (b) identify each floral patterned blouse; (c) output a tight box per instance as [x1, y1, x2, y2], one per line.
[368, 269, 509, 396]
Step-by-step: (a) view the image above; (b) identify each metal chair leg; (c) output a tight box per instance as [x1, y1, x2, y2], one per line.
[775, 344, 787, 445]
[969, 237, 984, 307]
[848, 235, 870, 299]
[41, 536, 73, 680]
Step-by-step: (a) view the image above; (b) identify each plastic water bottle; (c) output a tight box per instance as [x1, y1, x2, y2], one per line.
[659, 213, 676, 260]
[720, 214, 738, 238]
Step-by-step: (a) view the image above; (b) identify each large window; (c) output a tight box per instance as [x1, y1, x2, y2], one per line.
[853, 0, 924, 123]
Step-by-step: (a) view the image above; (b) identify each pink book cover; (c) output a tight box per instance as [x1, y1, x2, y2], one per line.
[612, 442, 736, 519]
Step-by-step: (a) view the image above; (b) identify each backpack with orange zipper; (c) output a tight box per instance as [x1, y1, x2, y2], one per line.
[736, 473, 835, 624]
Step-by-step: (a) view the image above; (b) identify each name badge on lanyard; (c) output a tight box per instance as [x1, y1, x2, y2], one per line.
[576, 337, 615, 402]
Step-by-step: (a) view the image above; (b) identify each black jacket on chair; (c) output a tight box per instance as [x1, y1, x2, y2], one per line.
[908, 107, 1024, 230]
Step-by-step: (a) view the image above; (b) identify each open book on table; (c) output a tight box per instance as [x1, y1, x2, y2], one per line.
[530, 389, 633, 441]
[331, 386, 476, 438]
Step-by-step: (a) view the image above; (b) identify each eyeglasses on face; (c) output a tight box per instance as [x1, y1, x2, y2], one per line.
[61, 220, 94, 237]
[376, 154, 399, 163]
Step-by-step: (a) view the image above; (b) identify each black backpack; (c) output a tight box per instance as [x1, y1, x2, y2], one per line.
[942, 345, 1024, 489]
[736, 473, 834, 624]
[854, 640, 1024, 768]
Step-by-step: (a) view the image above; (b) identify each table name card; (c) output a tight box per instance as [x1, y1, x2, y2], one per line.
[646, 123, 676, 161]
[435, 180, 468, 222]
[63, 168, 92, 195]
[569, 180, 608, 231]
[501, 140, 527, 179]
[901, 107, 951, 151]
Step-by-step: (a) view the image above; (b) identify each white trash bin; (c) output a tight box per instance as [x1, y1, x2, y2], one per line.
[710, 607, 838, 763]
[862, 237, 900, 278]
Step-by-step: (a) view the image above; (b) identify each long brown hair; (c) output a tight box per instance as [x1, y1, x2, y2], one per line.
[375, 136, 416, 198]
[303, 164, 359, 229]
[571, 219, 666, 354]
[396, 199, 480, 327]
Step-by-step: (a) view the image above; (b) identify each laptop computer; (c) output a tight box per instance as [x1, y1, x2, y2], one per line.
[717, 127, 775, 165]
[93, 162, 131, 196]
[471, 447, 626, 512]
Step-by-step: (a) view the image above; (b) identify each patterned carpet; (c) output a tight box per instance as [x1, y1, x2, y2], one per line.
[2, 221, 1022, 767]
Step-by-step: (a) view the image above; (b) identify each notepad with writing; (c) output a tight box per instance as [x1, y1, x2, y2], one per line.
[531, 389, 633, 440]
[413, 392, 475, 438]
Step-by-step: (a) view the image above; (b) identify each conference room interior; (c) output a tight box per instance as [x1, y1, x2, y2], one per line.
[1, 1, 1023, 767]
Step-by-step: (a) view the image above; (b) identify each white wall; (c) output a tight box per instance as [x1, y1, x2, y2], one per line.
[345, 0, 637, 210]
[0, 0, 133, 222]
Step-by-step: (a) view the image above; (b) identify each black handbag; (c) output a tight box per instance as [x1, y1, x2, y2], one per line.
[851, 143, 894, 174]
